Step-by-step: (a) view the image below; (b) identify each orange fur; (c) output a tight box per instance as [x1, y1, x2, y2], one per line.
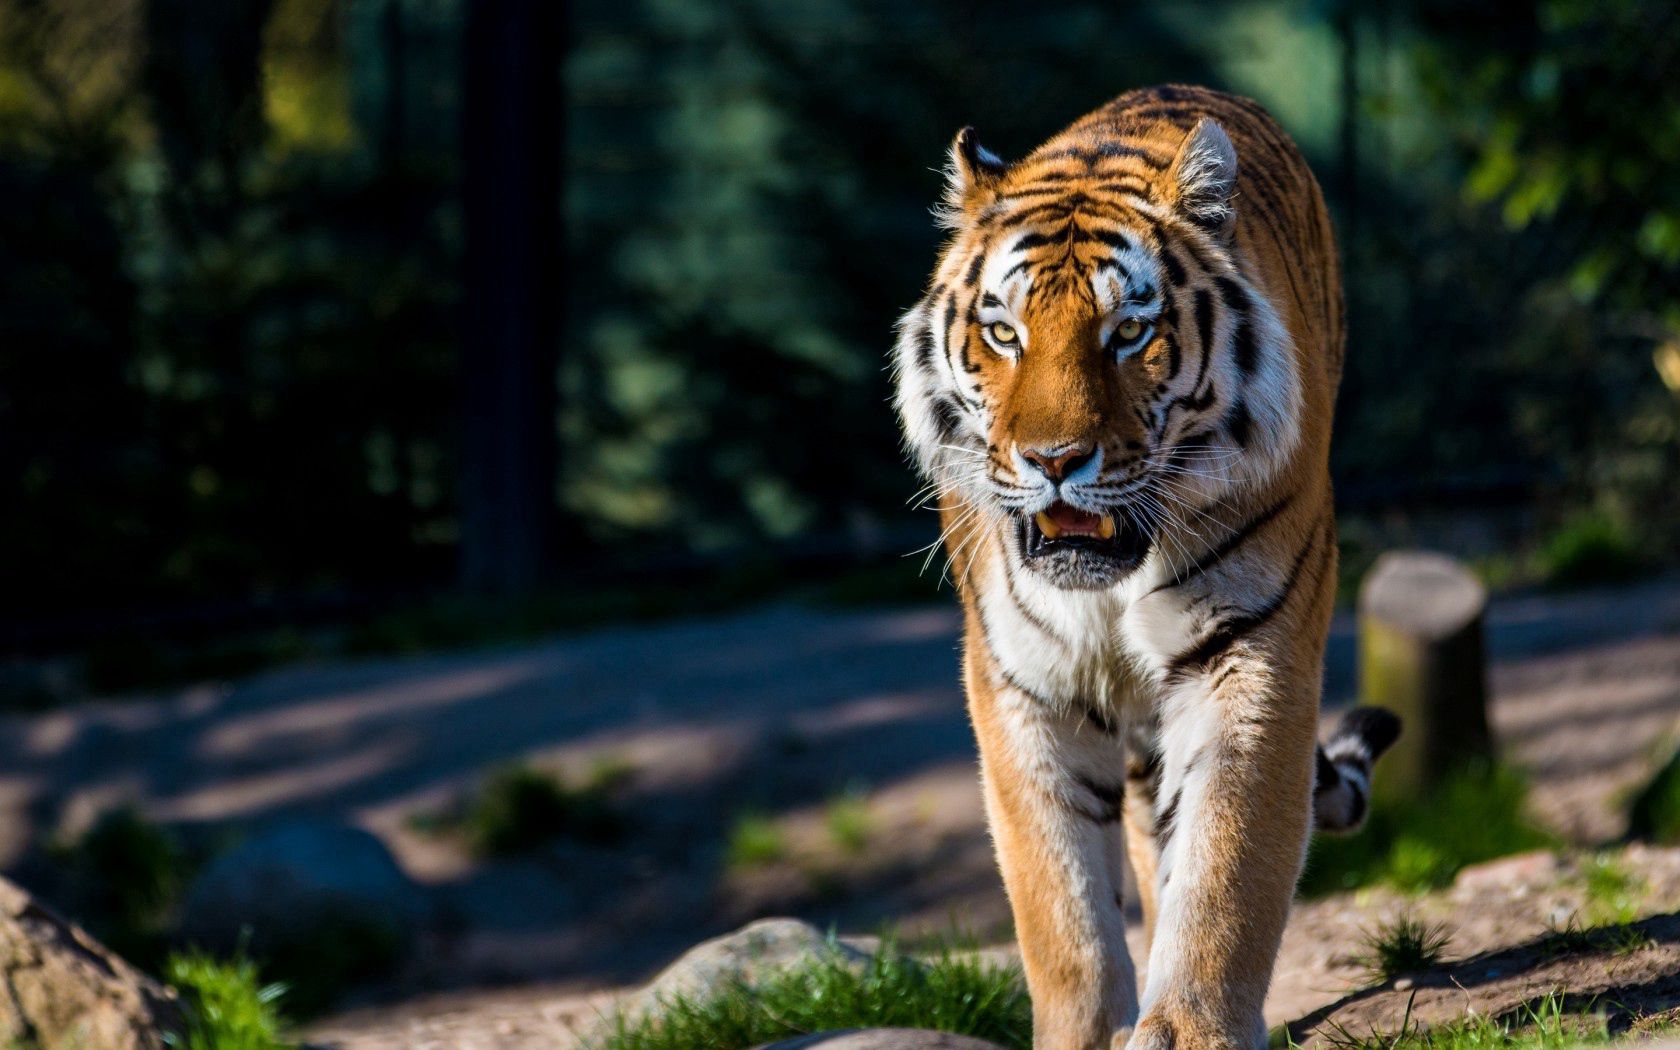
[894, 86, 1344, 1050]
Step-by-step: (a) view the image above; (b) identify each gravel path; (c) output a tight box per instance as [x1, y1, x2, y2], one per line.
[0, 576, 1676, 1044]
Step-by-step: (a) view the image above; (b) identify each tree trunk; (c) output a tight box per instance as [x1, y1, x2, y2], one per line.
[1358, 550, 1493, 801]
[458, 0, 564, 594]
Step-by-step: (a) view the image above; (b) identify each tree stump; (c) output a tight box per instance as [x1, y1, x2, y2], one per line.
[1358, 551, 1493, 801]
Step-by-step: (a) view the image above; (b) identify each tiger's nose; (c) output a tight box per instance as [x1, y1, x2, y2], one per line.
[1021, 443, 1096, 482]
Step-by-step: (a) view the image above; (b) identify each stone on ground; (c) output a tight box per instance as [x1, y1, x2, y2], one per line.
[180, 818, 426, 957]
[0, 876, 183, 1049]
[754, 1029, 1009, 1049]
[618, 917, 872, 1024]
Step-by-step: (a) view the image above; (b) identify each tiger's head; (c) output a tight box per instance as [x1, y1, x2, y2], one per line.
[893, 117, 1302, 590]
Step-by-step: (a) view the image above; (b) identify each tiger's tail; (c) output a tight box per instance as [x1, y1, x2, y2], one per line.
[1312, 706, 1402, 834]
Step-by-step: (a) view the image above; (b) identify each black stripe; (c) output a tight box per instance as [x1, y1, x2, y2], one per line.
[1167, 517, 1322, 676]
[1193, 287, 1215, 358]
[1074, 775, 1125, 823]
[1226, 398, 1252, 449]
[1155, 785, 1182, 842]
[1145, 488, 1295, 596]
[1080, 702, 1119, 736]
[1214, 276, 1259, 377]
[1077, 225, 1132, 250]
[1159, 247, 1187, 287]
[965, 251, 985, 285]
[1003, 553, 1066, 644]
[1315, 747, 1338, 793]
[913, 313, 937, 373]
[929, 396, 962, 440]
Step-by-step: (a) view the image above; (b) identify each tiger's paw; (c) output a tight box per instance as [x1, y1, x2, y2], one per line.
[1122, 1005, 1255, 1050]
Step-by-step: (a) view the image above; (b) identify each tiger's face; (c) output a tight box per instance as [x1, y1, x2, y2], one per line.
[894, 120, 1302, 590]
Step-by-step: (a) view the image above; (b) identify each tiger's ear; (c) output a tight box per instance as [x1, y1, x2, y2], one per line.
[941, 126, 1007, 227]
[1169, 118, 1238, 239]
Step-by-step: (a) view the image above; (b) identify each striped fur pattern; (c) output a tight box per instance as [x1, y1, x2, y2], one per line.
[891, 86, 1401, 1049]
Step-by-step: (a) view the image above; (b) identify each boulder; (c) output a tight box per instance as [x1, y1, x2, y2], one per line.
[179, 818, 425, 1011]
[623, 917, 872, 1021]
[180, 819, 425, 954]
[0, 876, 183, 1049]
[755, 1030, 1010, 1049]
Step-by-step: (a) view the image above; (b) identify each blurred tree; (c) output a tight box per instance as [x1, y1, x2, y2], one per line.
[459, 0, 562, 594]
[1400, 0, 1680, 548]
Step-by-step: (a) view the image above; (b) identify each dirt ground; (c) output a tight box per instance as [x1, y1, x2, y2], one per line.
[2, 577, 1678, 1046]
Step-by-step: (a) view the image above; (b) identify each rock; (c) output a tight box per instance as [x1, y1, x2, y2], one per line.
[179, 819, 425, 962]
[1452, 850, 1561, 893]
[0, 876, 183, 1049]
[623, 918, 872, 1022]
[754, 1029, 1010, 1049]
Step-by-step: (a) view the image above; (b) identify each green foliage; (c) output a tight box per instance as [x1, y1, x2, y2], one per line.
[164, 950, 291, 1050]
[1300, 763, 1554, 897]
[1532, 511, 1643, 588]
[463, 763, 625, 857]
[724, 812, 787, 870]
[1626, 742, 1680, 844]
[1401, 0, 1680, 554]
[52, 808, 190, 963]
[824, 785, 874, 856]
[1578, 854, 1644, 927]
[1540, 913, 1653, 958]
[1317, 993, 1607, 1050]
[252, 906, 404, 1018]
[591, 938, 1030, 1050]
[1354, 913, 1453, 983]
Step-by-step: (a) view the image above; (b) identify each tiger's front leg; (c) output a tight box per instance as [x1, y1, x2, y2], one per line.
[1125, 655, 1321, 1050]
[965, 642, 1139, 1050]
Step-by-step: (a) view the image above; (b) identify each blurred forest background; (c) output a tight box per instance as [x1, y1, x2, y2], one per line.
[4, 0, 1680, 675]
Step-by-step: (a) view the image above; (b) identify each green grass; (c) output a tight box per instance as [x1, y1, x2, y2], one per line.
[164, 950, 292, 1050]
[1300, 762, 1555, 897]
[725, 812, 788, 869]
[1316, 993, 1607, 1050]
[590, 938, 1030, 1050]
[1579, 854, 1644, 927]
[824, 785, 874, 855]
[1626, 742, 1680, 844]
[1532, 511, 1643, 589]
[1355, 913, 1453, 983]
[50, 807, 192, 966]
[458, 763, 626, 856]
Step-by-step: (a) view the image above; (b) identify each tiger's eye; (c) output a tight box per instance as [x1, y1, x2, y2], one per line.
[987, 322, 1019, 345]
[1115, 318, 1145, 343]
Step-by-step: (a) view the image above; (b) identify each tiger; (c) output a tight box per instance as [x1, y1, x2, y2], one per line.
[890, 84, 1401, 1050]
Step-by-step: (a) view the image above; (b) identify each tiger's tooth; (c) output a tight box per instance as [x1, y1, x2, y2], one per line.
[1098, 514, 1116, 540]
[1035, 512, 1062, 539]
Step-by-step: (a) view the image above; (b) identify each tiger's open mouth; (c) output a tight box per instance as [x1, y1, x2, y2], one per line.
[1018, 501, 1153, 585]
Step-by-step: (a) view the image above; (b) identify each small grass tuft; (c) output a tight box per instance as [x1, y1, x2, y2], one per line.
[51, 807, 191, 965]
[1540, 914, 1654, 959]
[1532, 510, 1642, 589]
[1627, 741, 1680, 844]
[1317, 992, 1607, 1050]
[1301, 762, 1554, 897]
[824, 785, 874, 855]
[590, 937, 1030, 1050]
[1354, 913, 1453, 984]
[725, 812, 787, 869]
[164, 950, 292, 1050]
[1579, 853, 1643, 926]
[463, 763, 625, 857]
